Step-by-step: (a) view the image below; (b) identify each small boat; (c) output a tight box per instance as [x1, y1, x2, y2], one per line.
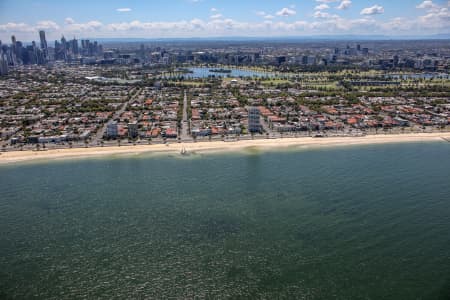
[180, 147, 188, 155]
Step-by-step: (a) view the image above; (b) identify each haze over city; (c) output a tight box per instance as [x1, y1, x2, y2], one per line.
[1, 0, 450, 40]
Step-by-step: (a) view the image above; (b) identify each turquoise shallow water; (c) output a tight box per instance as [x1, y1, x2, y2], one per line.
[1, 142, 450, 299]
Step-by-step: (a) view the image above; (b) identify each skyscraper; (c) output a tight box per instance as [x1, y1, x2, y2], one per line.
[248, 107, 261, 133]
[11, 35, 17, 65]
[128, 122, 138, 139]
[39, 31, 47, 51]
[60, 36, 67, 61]
[0, 51, 8, 76]
[70, 38, 79, 56]
[106, 121, 118, 139]
[39, 30, 48, 61]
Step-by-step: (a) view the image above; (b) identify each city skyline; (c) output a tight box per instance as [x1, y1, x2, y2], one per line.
[0, 0, 449, 41]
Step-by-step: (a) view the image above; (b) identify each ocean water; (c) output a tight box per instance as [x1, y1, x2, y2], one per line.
[1, 142, 450, 299]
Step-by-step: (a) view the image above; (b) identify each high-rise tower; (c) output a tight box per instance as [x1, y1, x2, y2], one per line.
[248, 107, 261, 133]
[39, 30, 48, 61]
[11, 35, 17, 65]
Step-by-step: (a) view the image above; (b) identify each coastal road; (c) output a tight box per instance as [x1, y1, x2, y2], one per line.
[91, 87, 142, 146]
[180, 90, 190, 140]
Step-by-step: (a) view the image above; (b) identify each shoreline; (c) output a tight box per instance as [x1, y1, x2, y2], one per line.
[1, 132, 449, 165]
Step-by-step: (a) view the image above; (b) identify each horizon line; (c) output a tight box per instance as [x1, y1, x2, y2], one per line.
[8, 34, 450, 44]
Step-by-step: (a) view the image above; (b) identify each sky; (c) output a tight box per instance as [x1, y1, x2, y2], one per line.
[0, 0, 449, 41]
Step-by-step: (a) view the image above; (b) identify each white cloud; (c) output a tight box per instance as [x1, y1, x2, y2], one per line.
[313, 11, 333, 18]
[416, 1, 436, 9]
[414, 0, 450, 29]
[316, 0, 338, 3]
[379, 17, 415, 31]
[361, 5, 384, 15]
[35, 20, 60, 31]
[256, 11, 275, 20]
[64, 17, 75, 25]
[0, 22, 34, 33]
[211, 8, 218, 12]
[276, 7, 296, 17]
[336, 0, 352, 10]
[1, 10, 449, 41]
[315, 4, 330, 10]
[67, 20, 103, 32]
[189, 19, 204, 29]
[116, 8, 132, 12]
[418, 7, 450, 28]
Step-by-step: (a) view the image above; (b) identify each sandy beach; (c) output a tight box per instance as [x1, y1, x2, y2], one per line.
[1, 132, 449, 165]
